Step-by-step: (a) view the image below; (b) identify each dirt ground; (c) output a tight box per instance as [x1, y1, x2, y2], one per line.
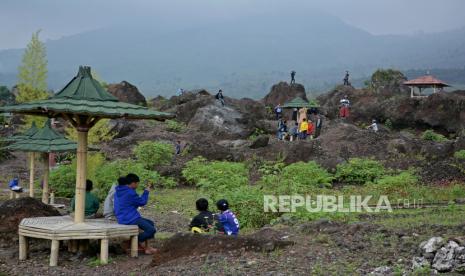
[1, 196, 465, 275]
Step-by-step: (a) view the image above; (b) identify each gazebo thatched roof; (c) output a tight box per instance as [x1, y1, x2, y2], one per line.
[282, 97, 320, 108]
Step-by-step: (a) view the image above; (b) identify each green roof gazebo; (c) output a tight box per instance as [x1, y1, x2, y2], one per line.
[6, 119, 77, 203]
[282, 97, 320, 109]
[1, 66, 174, 223]
[3, 122, 40, 198]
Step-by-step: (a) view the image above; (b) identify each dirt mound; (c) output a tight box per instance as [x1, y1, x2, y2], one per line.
[262, 82, 307, 107]
[152, 230, 294, 266]
[0, 197, 60, 246]
[107, 81, 147, 106]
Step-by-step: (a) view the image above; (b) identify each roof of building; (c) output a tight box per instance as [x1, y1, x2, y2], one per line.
[404, 75, 450, 87]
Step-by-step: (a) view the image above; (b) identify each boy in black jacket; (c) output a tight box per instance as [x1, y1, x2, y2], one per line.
[190, 198, 214, 232]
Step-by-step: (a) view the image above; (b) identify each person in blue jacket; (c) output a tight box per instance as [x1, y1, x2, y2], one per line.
[215, 199, 240, 236]
[114, 173, 157, 254]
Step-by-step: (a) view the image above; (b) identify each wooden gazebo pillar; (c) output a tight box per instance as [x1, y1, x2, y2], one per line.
[29, 153, 35, 197]
[74, 129, 88, 223]
[41, 153, 50, 204]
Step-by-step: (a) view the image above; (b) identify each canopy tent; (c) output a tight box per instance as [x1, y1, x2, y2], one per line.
[2, 122, 40, 197]
[282, 97, 320, 108]
[1, 66, 174, 223]
[6, 119, 77, 203]
[404, 75, 450, 98]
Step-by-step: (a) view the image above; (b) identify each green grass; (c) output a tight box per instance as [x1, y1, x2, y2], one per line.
[147, 188, 205, 219]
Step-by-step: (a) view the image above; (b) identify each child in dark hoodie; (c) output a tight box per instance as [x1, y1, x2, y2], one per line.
[114, 173, 157, 254]
[189, 198, 214, 232]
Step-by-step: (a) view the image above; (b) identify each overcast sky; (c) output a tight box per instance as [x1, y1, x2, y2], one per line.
[1, 0, 465, 50]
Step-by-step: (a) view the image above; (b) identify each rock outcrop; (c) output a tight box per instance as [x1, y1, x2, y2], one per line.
[107, 81, 147, 105]
[262, 82, 307, 107]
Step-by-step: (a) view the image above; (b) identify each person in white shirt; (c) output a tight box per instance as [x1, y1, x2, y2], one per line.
[367, 119, 378, 132]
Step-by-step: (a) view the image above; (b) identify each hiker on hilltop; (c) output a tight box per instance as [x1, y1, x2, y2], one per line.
[215, 89, 225, 107]
[367, 119, 379, 132]
[343, 71, 350, 86]
[339, 95, 350, 118]
[291, 70, 296, 85]
[274, 103, 283, 119]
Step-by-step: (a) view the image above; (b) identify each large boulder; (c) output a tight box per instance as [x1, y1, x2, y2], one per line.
[262, 82, 307, 107]
[107, 81, 147, 106]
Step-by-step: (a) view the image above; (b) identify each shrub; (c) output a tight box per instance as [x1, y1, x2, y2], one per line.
[133, 141, 173, 169]
[66, 119, 115, 145]
[384, 119, 393, 130]
[281, 161, 333, 192]
[182, 157, 248, 191]
[165, 120, 186, 133]
[454, 150, 465, 160]
[335, 158, 386, 185]
[421, 130, 448, 142]
[49, 164, 76, 197]
[94, 159, 160, 200]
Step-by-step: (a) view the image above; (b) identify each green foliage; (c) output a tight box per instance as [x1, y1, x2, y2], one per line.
[368, 69, 406, 91]
[158, 176, 178, 189]
[164, 119, 186, 133]
[248, 128, 266, 140]
[335, 158, 386, 185]
[94, 159, 160, 200]
[66, 119, 115, 145]
[133, 141, 173, 169]
[182, 156, 248, 191]
[280, 161, 333, 192]
[421, 129, 448, 142]
[49, 164, 76, 197]
[384, 119, 393, 130]
[453, 150, 465, 160]
[0, 86, 14, 104]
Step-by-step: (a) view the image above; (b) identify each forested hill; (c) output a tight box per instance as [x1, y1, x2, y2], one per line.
[0, 11, 464, 98]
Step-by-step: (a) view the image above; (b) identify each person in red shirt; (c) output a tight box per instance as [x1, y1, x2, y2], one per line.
[307, 120, 315, 139]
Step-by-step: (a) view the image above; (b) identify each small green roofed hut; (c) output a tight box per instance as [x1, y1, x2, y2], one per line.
[282, 97, 320, 108]
[0, 66, 174, 223]
[6, 119, 77, 203]
[2, 122, 40, 197]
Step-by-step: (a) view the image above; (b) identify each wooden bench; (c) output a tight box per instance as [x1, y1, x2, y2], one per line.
[18, 216, 139, 266]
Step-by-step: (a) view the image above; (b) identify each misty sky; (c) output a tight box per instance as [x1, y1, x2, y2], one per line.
[1, 0, 465, 50]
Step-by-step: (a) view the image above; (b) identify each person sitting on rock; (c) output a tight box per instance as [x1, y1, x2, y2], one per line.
[71, 179, 100, 219]
[299, 118, 308, 140]
[215, 199, 240, 236]
[274, 104, 283, 119]
[114, 173, 157, 254]
[215, 89, 225, 107]
[278, 120, 288, 140]
[190, 198, 214, 233]
[8, 177, 23, 193]
[367, 119, 379, 132]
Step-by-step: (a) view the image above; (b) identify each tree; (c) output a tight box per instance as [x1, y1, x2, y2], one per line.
[66, 119, 115, 145]
[0, 86, 14, 105]
[16, 30, 49, 128]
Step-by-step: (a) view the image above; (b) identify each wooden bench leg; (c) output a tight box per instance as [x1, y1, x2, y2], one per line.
[100, 238, 109, 264]
[50, 239, 59, 266]
[19, 235, 28, 260]
[130, 235, 138, 258]
[9, 191, 14, 200]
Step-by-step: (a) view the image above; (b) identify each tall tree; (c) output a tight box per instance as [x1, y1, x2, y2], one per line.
[17, 30, 49, 128]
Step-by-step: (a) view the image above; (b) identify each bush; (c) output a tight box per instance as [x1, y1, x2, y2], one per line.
[421, 130, 448, 142]
[182, 157, 248, 191]
[94, 159, 160, 200]
[165, 120, 186, 133]
[454, 150, 465, 160]
[66, 119, 115, 145]
[335, 158, 386, 185]
[133, 141, 173, 169]
[280, 161, 333, 192]
[49, 164, 76, 197]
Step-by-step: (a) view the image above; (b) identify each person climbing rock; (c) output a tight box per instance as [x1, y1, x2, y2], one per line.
[215, 89, 225, 107]
[339, 95, 350, 118]
[291, 70, 296, 85]
[367, 119, 379, 132]
[343, 71, 350, 86]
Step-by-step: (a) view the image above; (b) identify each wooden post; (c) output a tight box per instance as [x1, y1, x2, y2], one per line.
[50, 192, 55, 204]
[29, 152, 35, 198]
[41, 153, 50, 204]
[50, 239, 59, 266]
[74, 129, 88, 223]
[130, 235, 138, 257]
[19, 235, 28, 260]
[100, 238, 109, 264]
